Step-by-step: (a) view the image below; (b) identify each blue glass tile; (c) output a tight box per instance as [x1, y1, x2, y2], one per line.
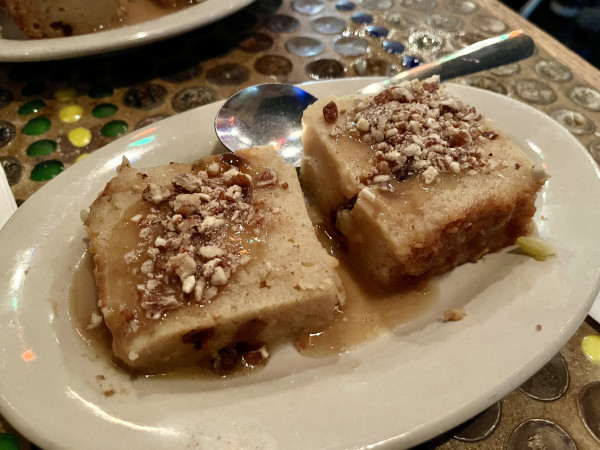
[366, 25, 388, 37]
[403, 55, 424, 68]
[351, 12, 374, 24]
[382, 39, 405, 54]
[336, 0, 356, 11]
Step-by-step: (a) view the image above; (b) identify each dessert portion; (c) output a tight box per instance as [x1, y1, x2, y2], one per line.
[2, 0, 128, 38]
[301, 76, 548, 285]
[84, 147, 344, 373]
[0, 0, 202, 38]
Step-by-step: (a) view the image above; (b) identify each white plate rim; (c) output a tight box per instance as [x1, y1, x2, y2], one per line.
[589, 296, 600, 323]
[1, 79, 600, 449]
[0, 0, 254, 62]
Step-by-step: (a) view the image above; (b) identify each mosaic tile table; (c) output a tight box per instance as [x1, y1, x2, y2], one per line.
[1, 0, 600, 448]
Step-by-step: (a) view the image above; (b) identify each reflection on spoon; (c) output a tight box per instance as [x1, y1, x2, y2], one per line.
[215, 30, 535, 167]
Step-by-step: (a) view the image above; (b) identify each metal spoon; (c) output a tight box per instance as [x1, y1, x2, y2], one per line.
[215, 30, 534, 167]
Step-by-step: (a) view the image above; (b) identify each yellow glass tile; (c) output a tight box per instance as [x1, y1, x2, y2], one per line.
[75, 152, 90, 162]
[54, 87, 77, 101]
[582, 334, 600, 365]
[68, 127, 92, 147]
[59, 105, 83, 123]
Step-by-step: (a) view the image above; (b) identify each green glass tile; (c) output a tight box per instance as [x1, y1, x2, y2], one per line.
[31, 159, 64, 181]
[101, 120, 128, 137]
[92, 103, 118, 118]
[0, 433, 19, 450]
[21, 81, 45, 97]
[88, 84, 114, 99]
[23, 116, 51, 136]
[27, 139, 57, 156]
[18, 99, 46, 115]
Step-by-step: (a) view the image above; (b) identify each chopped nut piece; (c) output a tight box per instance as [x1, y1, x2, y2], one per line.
[193, 280, 205, 302]
[421, 166, 439, 185]
[372, 174, 390, 183]
[182, 275, 196, 294]
[211, 266, 228, 286]
[173, 173, 204, 192]
[124, 250, 136, 264]
[323, 101, 339, 123]
[200, 216, 225, 232]
[199, 245, 225, 259]
[443, 307, 466, 322]
[205, 286, 218, 299]
[86, 311, 103, 329]
[207, 162, 220, 176]
[141, 295, 181, 319]
[167, 253, 197, 281]
[140, 259, 154, 275]
[356, 117, 369, 131]
[256, 168, 278, 187]
[142, 183, 172, 204]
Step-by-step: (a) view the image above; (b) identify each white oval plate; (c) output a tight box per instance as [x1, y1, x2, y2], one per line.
[590, 296, 600, 323]
[1, 80, 600, 449]
[0, 0, 253, 62]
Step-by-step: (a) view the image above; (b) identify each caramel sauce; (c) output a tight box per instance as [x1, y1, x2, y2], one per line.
[362, 174, 462, 219]
[69, 250, 113, 359]
[297, 209, 437, 357]
[71, 243, 437, 367]
[125, 0, 192, 26]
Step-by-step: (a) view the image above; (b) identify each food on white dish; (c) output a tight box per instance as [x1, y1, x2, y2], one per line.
[84, 147, 344, 373]
[300, 76, 548, 285]
[1, 0, 127, 37]
[0, 0, 202, 38]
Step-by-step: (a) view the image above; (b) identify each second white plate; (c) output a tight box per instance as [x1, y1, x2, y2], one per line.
[1, 80, 600, 449]
[0, 0, 253, 61]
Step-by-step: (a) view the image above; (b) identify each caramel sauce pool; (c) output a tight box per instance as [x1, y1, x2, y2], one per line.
[296, 212, 436, 357]
[125, 0, 193, 27]
[69, 213, 437, 370]
[69, 251, 113, 359]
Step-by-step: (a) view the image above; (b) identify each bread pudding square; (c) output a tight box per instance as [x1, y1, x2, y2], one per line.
[300, 76, 548, 285]
[84, 147, 344, 373]
[2, 0, 127, 38]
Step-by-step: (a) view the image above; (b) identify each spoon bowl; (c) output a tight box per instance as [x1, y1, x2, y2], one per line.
[215, 30, 535, 167]
[215, 84, 316, 167]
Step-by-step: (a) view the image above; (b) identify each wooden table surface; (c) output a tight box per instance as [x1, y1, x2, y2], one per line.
[0, 0, 599, 448]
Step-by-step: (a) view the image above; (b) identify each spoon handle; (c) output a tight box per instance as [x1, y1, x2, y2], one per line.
[360, 30, 535, 95]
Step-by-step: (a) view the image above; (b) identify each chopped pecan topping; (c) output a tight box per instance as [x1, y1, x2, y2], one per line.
[123, 160, 280, 321]
[256, 168, 278, 187]
[142, 183, 172, 204]
[340, 76, 504, 185]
